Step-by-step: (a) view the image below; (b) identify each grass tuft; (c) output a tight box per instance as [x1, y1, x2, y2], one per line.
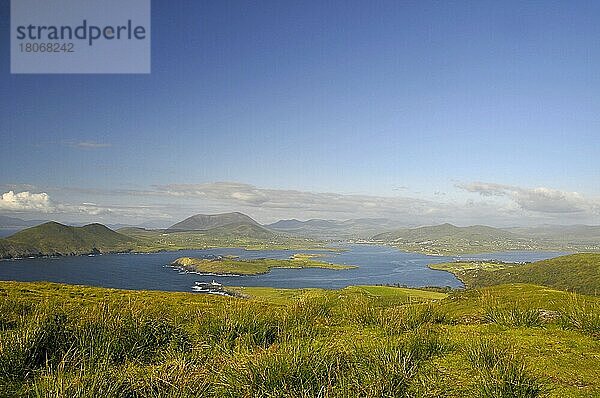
[558, 296, 600, 337]
[466, 339, 548, 398]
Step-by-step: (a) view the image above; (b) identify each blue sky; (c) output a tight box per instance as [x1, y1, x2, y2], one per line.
[1, 1, 599, 226]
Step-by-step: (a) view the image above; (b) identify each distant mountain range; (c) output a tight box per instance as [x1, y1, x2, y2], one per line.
[1, 211, 599, 258]
[373, 223, 519, 242]
[372, 223, 600, 254]
[0, 215, 47, 229]
[506, 225, 600, 244]
[266, 218, 403, 239]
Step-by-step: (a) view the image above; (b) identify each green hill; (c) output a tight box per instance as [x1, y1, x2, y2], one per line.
[430, 253, 600, 295]
[163, 212, 274, 241]
[0, 222, 135, 258]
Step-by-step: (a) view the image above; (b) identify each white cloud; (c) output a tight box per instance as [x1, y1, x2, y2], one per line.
[156, 182, 434, 213]
[4, 181, 598, 227]
[70, 203, 171, 219]
[148, 181, 600, 225]
[152, 182, 480, 224]
[0, 191, 170, 221]
[0, 191, 54, 212]
[457, 182, 599, 215]
[65, 141, 111, 149]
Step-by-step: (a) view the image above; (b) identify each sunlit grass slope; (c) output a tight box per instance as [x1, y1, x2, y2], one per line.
[430, 253, 600, 295]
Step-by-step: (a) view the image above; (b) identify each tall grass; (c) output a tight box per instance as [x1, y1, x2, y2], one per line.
[0, 291, 453, 397]
[2, 284, 575, 397]
[27, 357, 212, 398]
[339, 296, 380, 326]
[285, 294, 332, 336]
[345, 342, 419, 397]
[0, 309, 71, 380]
[559, 296, 600, 337]
[0, 302, 191, 384]
[219, 342, 349, 397]
[381, 303, 449, 334]
[0, 294, 33, 330]
[481, 296, 542, 327]
[193, 301, 286, 349]
[217, 328, 448, 398]
[341, 329, 449, 397]
[483, 306, 542, 327]
[466, 339, 547, 398]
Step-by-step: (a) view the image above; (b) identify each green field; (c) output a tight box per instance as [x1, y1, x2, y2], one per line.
[171, 253, 356, 275]
[429, 253, 600, 295]
[0, 280, 599, 397]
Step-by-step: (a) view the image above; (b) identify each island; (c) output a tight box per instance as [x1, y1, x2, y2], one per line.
[170, 253, 357, 275]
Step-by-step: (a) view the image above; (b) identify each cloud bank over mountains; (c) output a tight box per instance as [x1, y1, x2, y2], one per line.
[456, 182, 599, 215]
[1, 181, 598, 226]
[0, 190, 169, 221]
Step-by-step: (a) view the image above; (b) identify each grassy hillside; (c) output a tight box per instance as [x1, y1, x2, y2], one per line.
[0, 222, 135, 258]
[0, 281, 598, 397]
[171, 253, 356, 275]
[430, 253, 600, 295]
[0, 240, 30, 258]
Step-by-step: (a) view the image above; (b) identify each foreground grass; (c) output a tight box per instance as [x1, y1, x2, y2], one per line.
[0, 281, 599, 397]
[171, 253, 356, 275]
